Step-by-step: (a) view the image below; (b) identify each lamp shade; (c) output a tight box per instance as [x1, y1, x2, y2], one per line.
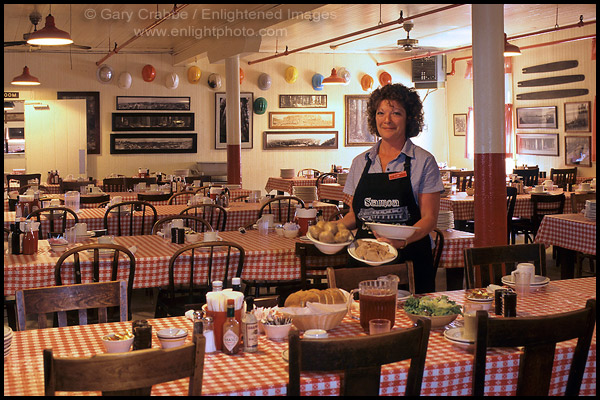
[322, 68, 345, 85]
[26, 14, 73, 46]
[503, 34, 521, 57]
[11, 66, 41, 86]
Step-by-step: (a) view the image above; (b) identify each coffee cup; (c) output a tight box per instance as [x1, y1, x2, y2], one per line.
[204, 231, 218, 242]
[171, 219, 184, 229]
[75, 222, 87, 237]
[542, 180, 553, 188]
[512, 262, 535, 283]
[580, 183, 591, 191]
[512, 270, 532, 296]
[532, 185, 544, 193]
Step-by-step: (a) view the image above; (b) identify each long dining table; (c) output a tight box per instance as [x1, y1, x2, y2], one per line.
[265, 176, 336, 196]
[4, 277, 595, 396]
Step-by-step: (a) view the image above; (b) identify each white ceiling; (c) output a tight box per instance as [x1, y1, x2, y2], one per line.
[4, 4, 597, 65]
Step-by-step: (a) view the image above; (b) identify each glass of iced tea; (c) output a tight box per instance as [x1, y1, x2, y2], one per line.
[358, 279, 396, 332]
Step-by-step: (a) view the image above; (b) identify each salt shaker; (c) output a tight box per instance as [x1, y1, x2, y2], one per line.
[203, 316, 217, 353]
[192, 311, 204, 342]
[503, 292, 517, 317]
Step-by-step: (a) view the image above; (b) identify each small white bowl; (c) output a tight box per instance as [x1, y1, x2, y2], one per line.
[263, 323, 292, 342]
[275, 226, 285, 237]
[102, 334, 134, 353]
[283, 229, 298, 239]
[157, 328, 188, 349]
[185, 232, 201, 243]
[303, 329, 328, 339]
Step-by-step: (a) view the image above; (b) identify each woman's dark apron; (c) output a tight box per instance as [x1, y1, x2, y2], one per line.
[351, 156, 436, 293]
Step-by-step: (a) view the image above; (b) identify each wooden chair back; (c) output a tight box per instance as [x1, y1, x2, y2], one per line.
[103, 200, 158, 236]
[155, 241, 245, 317]
[431, 228, 445, 277]
[180, 204, 227, 232]
[231, 194, 249, 202]
[168, 191, 195, 205]
[473, 298, 596, 396]
[287, 318, 431, 396]
[531, 193, 565, 234]
[550, 167, 577, 190]
[54, 244, 136, 318]
[512, 167, 539, 186]
[194, 186, 212, 196]
[297, 168, 321, 177]
[570, 192, 596, 214]
[101, 177, 126, 192]
[253, 296, 280, 308]
[316, 172, 337, 187]
[60, 180, 96, 194]
[327, 261, 415, 294]
[152, 215, 213, 235]
[124, 177, 158, 191]
[19, 184, 50, 195]
[137, 192, 172, 203]
[15, 281, 127, 331]
[258, 196, 305, 224]
[44, 333, 205, 396]
[6, 173, 42, 189]
[26, 206, 79, 239]
[80, 194, 111, 206]
[463, 243, 547, 289]
[450, 170, 474, 192]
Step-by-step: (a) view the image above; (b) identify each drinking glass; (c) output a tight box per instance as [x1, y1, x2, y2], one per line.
[513, 270, 531, 297]
[369, 319, 391, 335]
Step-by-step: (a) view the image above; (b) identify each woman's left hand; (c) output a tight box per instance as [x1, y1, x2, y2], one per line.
[372, 231, 408, 249]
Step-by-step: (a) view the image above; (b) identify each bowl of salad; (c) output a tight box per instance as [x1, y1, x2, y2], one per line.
[403, 295, 462, 329]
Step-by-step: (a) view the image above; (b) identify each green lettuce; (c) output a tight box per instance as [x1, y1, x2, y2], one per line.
[403, 295, 462, 316]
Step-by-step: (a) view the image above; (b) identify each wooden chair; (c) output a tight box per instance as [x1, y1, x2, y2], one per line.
[43, 333, 205, 396]
[570, 192, 596, 213]
[450, 170, 474, 192]
[327, 261, 415, 294]
[168, 191, 195, 205]
[152, 215, 213, 235]
[550, 167, 577, 190]
[231, 194, 249, 202]
[253, 295, 280, 308]
[15, 281, 127, 331]
[124, 177, 158, 191]
[18, 184, 50, 195]
[26, 206, 79, 239]
[137, 192, 172, 203]
[103, 200, 158, 236]
[154, 241, 245, 317]
[194, 186, 212, 196]
[180, 204, 227, 232]
[430, 228, 445, 278]
[55, 244, 136, 320]
[287, 318, 431, 396]
[258, 196, 305, 224]
[101, 177, 126, 192]
[6, 173, 42, 189]
[328, 208, 349, 221]
[472, 298, 596, 396]
[463, 243, 547, 289]
[60, 180, 96, 194]
[80, 194, 111, 207]
[297, 168, 321, 177]
[512, 167, 539, 187]
[512, 193, 565, 244]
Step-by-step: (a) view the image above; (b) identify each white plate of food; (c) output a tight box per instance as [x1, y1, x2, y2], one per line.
[347, 239, 397, 266]
[365, 222, 420, 240]
[466, 288, 494, 302]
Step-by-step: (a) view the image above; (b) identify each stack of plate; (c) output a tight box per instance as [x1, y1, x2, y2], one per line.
[441, 184, 453, 198]
[4, 326, 13, 359]
[280, 168, 295, 179]
[584, 200, 596, 220]
[437, 210, 454, 230]
[293, 186, 317, 203]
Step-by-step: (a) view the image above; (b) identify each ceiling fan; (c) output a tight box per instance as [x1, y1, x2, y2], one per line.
[397, 21, 440, 53]
[4, 10, 91, 50]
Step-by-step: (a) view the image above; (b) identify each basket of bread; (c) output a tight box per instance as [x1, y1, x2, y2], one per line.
[280, 288, 350, 331]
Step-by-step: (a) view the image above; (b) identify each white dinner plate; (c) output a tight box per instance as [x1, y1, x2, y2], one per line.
[397, 290, 411, 304]
[501, 275, 550, 286]
[347, 239, 398, 266]
[444, 327, 474, 345]
[76, 231, 94, 238]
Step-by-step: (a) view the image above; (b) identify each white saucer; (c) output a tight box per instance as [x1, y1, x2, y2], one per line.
[501, 275, 549, 286]
[76, 231, 94, 238]
[444, 327, 474, 345]
[397, 290, 411, 303]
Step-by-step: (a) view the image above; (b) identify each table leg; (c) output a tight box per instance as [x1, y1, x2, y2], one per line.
[555, 246, 576, 279]
[445, 268, 464, 290]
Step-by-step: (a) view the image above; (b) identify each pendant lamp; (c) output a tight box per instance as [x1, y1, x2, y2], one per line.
[11, 66, 41, 86]
[503, 34, 521, 57]
[322, 68, 345, 85]
[27, 14, 73, 45]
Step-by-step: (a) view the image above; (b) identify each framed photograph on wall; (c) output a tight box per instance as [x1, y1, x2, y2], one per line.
[516, 133, 559, 156]
[112, 112, 194, 131]
[215, 92, 253, 149]
[116, 96, 190, 111]
[345, 95, 378, 146]
[268, 111, 335, 129]
[279, 94, 327, 108]
[516, 106, 558, 129]
[453, 113, 467, 136]
[110, 133, 197, 154]
[564, 101, 591, 132]
[564, 135, 592, 167]
[57, 91, 100, 154]
[263, 131, 338, 150]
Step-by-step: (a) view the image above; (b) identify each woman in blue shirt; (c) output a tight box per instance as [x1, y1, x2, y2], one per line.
[341, 83, 444, 293]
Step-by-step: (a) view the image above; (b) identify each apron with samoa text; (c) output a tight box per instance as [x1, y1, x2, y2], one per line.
[351, 156, 436, 293]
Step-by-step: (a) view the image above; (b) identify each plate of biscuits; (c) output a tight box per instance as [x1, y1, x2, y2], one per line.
[347, 239, 398, 266]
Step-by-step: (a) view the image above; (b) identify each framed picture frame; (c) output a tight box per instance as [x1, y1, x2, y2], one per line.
[564, 135, 592, 167]
[263, 131, 338, 150]
[57, 91, 100, 154]
[453, 113, 467, 136]
[4, 112, 24, 122]
[345, 95, 377, 146]
[516, 106, 558, 129]
[279, 94, 327, 108]
[215, 92, 253, 149]
[116, 96, 190, 111]
[516, 133, 559, 156]
[268, 111, 335, 129]
[111, 112, 194, 131]
[564, 101, 591, 132]
[110, 133, 197, 154]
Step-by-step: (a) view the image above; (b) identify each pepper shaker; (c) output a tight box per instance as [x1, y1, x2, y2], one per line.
[132, 320, 152, 350]
[503, 292, 517, 317]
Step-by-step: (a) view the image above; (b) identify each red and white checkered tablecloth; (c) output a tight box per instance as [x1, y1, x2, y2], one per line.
[4, 278, 595, 396]
[534, 213, 596, 255]
[317, 183, 352, 206]
[440, 192, 574, 220]
[437, 229, 475, 269]
[265, 176, 336, 195]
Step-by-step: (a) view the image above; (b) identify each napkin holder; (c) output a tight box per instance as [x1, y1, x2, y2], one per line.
[202, 304, 242, 351]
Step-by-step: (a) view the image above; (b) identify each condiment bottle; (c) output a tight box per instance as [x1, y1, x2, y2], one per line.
[212, 280, 223, 292]
[222, 298, 241, 355]
[203, 316, 217, 353]
[22, 221, 36, 255]
[232, 277, 242, 293]
[9, 223, 21, 255]
[503, 292, 517, 317]
[132, 320, 152, 350]
[242, 297, 258, 353]
[192, 311, 204, 343]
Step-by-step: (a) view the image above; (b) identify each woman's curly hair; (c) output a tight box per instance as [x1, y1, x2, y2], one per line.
[366, 83, 424, 138]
